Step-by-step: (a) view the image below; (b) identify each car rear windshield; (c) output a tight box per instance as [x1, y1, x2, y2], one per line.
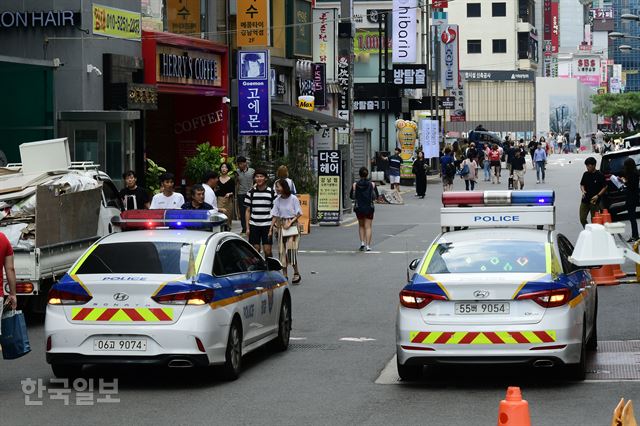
[601, 152, 640, 175]
[425, 240, 547, 274]
[75, 242, 202, 275]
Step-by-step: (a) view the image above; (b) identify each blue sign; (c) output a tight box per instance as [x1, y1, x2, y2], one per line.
[238, 50, 271, 136]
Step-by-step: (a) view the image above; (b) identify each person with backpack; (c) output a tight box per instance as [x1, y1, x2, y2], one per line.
[350, 167, 379, 252]
[411, 150, 428, 198]
[459, 156, 478, 191]
[440, 147, 455, 192]
[488, 144, 502, 184]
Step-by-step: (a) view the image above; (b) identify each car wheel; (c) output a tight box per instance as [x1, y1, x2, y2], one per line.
[397, 358, 422, 382]
[271, 295, 291, 352]
[565, 323, 587, 381]
[51, 363, 83, 379]
[587, 296, 598, 351]
[219, 319, 242, 381]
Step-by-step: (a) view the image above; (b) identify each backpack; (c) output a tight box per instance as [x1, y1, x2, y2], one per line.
[445, 162, 457, 177]
[457, 163, 470, 177]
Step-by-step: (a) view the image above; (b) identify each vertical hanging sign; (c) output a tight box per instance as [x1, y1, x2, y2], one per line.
[317, 150, 341, 225]
[312, 63, 326, 107]
[237, 0, 269, 46]
[440, 25, 459, 90]
[313, 9, 337, 80]
[238, 50, 271, 136]
[392, 0, 418, 63]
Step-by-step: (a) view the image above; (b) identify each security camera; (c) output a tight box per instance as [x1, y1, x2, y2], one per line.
[86, 64, 102, 76]
[222, 96, 231, 104]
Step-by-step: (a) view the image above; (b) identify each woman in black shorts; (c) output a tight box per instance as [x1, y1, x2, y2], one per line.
[350, 167, 379, 252]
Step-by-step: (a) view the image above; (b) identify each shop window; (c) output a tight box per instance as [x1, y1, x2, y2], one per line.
[467, 3, 481, 17]
[467, 40, 482, 54]
[74, 130, 100, 164]
[493, 39, 507, 53]
[106, 123, 123, 186]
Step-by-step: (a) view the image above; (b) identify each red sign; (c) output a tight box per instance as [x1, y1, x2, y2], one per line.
[543, 0, 551, 41]
[551, 2, 559, 54]
[432, 0, 448, 8]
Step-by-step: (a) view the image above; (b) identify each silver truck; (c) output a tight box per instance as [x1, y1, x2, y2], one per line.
[0, 138, 123, 311]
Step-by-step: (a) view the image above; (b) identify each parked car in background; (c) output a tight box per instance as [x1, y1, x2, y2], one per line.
[600, 147, 640, 221]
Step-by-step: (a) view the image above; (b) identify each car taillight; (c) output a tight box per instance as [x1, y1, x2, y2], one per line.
[152, 288, 214, 305]
[399, 289, 447, 309]
[16, 282, 34, 294]
[48, 288, 93, 305]
[516, 288, 570, 308]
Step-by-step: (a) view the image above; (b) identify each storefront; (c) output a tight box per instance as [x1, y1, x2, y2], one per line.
[142, 31, 228, 184]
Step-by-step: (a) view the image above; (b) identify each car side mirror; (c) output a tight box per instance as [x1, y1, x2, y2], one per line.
[408, 258, 420, 271]
[266, 257, 283, 271]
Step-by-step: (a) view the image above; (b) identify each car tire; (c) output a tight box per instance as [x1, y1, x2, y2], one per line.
[587, 296, 598, 351]
[270, 295, 291, 352]
[51, 363, 83, 379]
[565, 323, 587, 381]
[397, 359, 422, 382]
[219, 319, 242, 381]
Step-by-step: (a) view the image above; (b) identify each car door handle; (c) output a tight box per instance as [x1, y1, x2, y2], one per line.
[256, 286, 264, 291]
[234, 289, 244, 294]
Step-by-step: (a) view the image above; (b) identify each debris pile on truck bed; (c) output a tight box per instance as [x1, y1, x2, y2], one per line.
[0, 171, 101, 249]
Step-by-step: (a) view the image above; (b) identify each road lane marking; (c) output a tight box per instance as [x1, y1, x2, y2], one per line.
[340, 337, 377, 342]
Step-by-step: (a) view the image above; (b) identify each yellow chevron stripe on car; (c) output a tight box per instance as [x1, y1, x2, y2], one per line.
[71, 307, 173, 321]
[409, 330, 557, 344]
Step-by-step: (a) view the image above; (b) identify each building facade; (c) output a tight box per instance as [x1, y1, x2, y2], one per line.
[613, 0, 640, 92]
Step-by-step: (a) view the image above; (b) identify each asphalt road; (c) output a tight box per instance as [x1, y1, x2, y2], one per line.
[1, 152, 639, 425]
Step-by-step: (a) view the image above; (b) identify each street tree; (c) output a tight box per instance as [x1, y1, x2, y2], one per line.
[591, 92, 640, 131]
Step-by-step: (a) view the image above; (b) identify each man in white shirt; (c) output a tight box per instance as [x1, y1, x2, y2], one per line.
[150, 172, 185, 209]
[202, 171, 219, 210]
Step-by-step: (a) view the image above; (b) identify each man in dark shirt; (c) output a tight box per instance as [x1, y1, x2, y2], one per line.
[382, 147, 403, 190]
[579, 157, 607, 228]
[511, 150, 527, 190]
[181, 184, 214, 210]
[120, 170, 150, 210]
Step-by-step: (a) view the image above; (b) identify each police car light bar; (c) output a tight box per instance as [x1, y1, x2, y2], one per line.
[441, 191, 555, 230]
[442, 190, 554, 207]
[112, 209, 228, 230]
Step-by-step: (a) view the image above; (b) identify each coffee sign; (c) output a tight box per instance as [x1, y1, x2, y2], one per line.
[156, 45, 222, 87]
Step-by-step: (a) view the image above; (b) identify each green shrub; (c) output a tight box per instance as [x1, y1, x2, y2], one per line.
[184, 143, 235, 184]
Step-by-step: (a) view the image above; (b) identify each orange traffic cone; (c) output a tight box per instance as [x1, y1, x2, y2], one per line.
[600, 210, 626, 281]
[590, 213, 619, 286]
[497, 387, 531, 426]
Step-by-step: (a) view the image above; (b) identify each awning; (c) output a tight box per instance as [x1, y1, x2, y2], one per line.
[271, 104, 348, 128]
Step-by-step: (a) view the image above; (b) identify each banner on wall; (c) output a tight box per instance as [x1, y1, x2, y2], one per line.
[551, 1, 559, 54]
[317, 150, 341, 225]
[392, 0, 417, 63]
[92, 4, 141, 40]
[236, 0, 269, 46]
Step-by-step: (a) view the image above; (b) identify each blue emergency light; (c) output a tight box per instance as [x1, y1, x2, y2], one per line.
[112, 209, 228, 231]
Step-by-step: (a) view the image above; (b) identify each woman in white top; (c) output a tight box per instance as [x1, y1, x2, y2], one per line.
[270, 179, 302, 284]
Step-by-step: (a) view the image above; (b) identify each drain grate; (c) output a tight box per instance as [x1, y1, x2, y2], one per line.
[288, 343, 339, 351]
[586, 341, 640, 381]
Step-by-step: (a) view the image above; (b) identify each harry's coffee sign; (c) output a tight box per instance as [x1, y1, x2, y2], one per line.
[157, 45, 222, 87]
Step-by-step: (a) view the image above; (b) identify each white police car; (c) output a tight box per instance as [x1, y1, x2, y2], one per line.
[396, 191, 597, 381]
[45, 209, 291, 380]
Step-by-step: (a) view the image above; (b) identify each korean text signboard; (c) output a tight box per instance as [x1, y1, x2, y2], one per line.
[237, 0, 269, 46]
[317, 150, 341, 225]
[167, 0, 199, 35]
[337, 54, 350, 131]
[390, 65, 427, 88]
[238, 50, 271, 136]
[92, 4, 141, 40]
[293, 0, 312, 57]
[313, 9, 336, 80]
